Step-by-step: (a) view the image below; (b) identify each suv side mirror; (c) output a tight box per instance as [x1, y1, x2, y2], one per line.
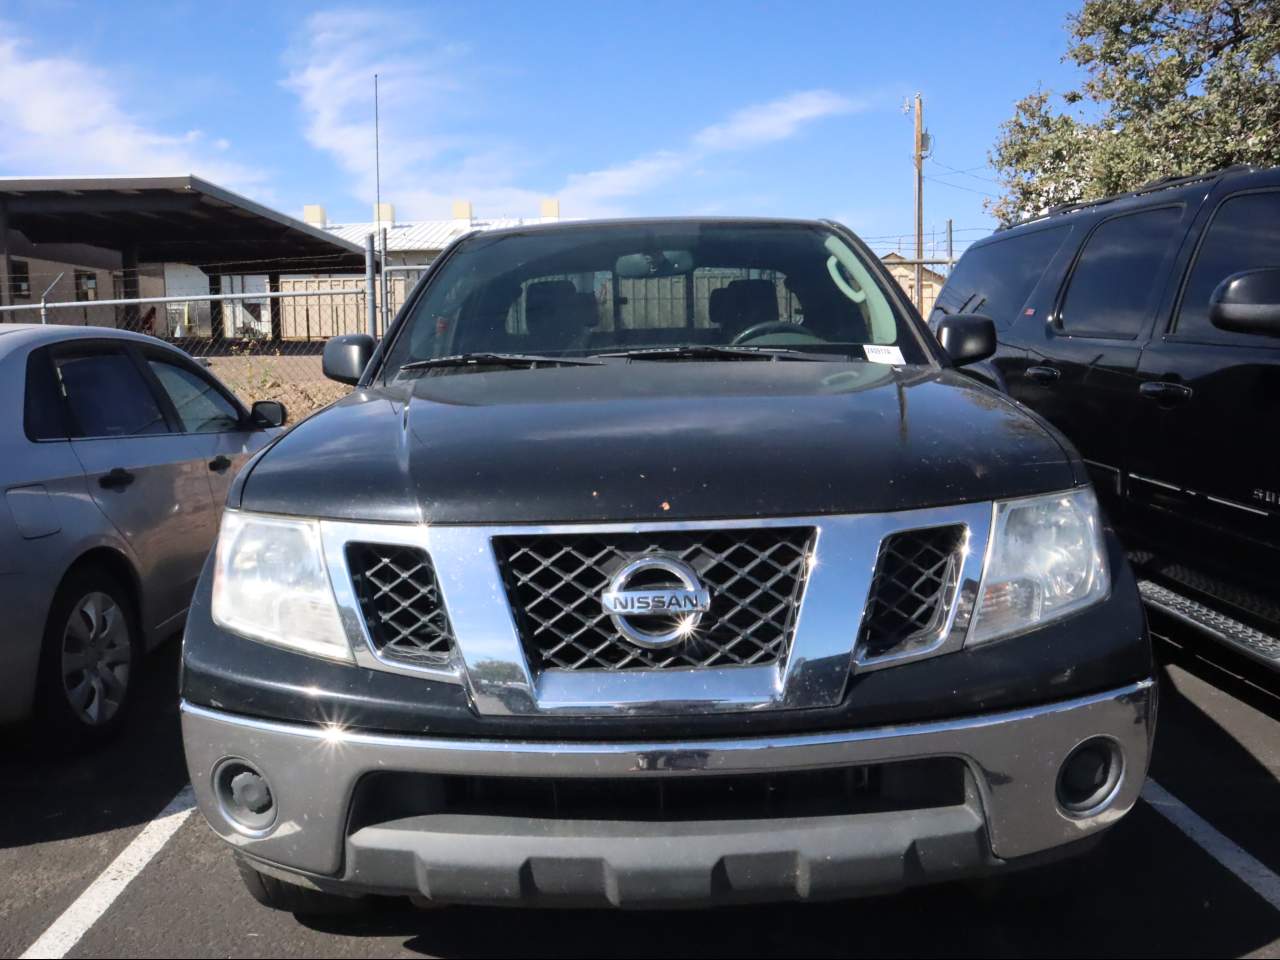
[935, 314, 997, 366]
[250, 400, 287, 428]
[323, 334, 375, 384]
[1210, 268, 1280, 338]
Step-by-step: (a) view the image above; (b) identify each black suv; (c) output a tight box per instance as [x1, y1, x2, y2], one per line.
[933, 166, 1280, 668]
[181, 218, 1153, 912]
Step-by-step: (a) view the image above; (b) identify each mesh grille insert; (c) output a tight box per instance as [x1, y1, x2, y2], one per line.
[858, 525, 965, 660]
[494, 528, 816, 671]
[347, 543, 456, 666]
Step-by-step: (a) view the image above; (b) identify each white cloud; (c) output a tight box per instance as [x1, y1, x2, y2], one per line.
[693, 90, 859, 151]
[0, 30, 265, 192]
[560, 92, 859, 216]
[287, 10, 863, 220]
[285, 9, 539, 219]
[559, 151, 691, 212]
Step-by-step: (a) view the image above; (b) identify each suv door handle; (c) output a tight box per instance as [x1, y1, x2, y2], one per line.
[1139, 381, 1193, 403]
[208, 455, 232, 473]
[98, 467, 136, 491]
[1026, 365, 1060, 384]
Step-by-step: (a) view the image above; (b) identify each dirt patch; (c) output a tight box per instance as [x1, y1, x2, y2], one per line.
[204, 354, 351, 416]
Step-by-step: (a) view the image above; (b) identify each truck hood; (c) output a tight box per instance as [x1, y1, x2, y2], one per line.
[238, 362, 1079, 524]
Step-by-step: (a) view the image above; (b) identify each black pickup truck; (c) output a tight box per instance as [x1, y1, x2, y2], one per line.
[180, 218, 1153, 913]
[932, 165, 1280, 669]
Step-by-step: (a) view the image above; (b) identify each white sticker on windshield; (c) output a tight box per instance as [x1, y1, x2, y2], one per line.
[864, 344, 905, 365]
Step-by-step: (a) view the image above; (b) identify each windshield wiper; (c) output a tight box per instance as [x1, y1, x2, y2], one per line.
[400, 352, 604, 371]
[594, 345, 840, 362]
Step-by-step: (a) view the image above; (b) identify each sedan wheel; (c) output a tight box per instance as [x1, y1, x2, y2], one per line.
[60, 591, 132, 727]
[38, 567, 140, 745]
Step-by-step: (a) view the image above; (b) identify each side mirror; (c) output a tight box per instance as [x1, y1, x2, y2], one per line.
[1210, 268, 1280, 338]
[250, 400, 287, 428]
[323, 334, 375, 384]
[935, 314, 997, 366]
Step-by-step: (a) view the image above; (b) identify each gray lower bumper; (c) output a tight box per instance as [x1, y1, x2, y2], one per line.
[182, 679, 1154, 906]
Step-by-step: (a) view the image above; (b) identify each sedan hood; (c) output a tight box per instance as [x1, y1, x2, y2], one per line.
[239, 362, 1078, 524]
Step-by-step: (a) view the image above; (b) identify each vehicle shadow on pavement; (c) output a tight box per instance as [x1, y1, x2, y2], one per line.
[0, 638, 188, 849]
[1152, 613, 1280, 725]
[1150, 627, 1280, 877]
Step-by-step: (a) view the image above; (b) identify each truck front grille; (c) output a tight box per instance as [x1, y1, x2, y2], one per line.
[493, 528, 815, 671]
[858, 525, 966, 659]
[347, 543, 457, 666]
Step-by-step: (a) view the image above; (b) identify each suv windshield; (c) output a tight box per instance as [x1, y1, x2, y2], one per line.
[381, 221, 929, 379]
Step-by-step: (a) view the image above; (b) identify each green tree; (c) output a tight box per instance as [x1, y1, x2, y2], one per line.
[989, 0, 1280, 224]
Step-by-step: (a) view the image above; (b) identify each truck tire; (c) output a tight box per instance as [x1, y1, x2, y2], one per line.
[234, 856, 366, 916]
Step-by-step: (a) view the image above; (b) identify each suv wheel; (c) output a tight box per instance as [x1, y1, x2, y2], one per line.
[234, 856, 366, 916]
[38, 567, 139, 745]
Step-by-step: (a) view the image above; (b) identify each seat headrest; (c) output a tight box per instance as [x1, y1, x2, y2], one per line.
[525, 280, 594, 349]
[710, 278, 780, 337]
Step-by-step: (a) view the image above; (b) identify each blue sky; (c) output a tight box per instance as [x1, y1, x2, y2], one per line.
[0, 0, 1086, 256]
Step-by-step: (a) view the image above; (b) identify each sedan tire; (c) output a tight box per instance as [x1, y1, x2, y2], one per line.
[37, 566, 140, 747]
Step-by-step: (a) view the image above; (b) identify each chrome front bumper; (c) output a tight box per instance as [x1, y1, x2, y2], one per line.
[182, 678, 1155, 905]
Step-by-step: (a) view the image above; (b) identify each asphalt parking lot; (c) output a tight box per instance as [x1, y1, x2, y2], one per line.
[3, 614, 1279, 959]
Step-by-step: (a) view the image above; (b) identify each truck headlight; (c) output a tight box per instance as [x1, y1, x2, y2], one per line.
[211, 510, 353, 662]
[968, 487, 1109, 645]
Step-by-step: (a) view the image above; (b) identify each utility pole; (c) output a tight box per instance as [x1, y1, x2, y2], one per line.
[946, 218, 954, 271]
[913, 92, 924, 313]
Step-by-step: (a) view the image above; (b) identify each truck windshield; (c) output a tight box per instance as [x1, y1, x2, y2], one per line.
[381, 221, 928, 379]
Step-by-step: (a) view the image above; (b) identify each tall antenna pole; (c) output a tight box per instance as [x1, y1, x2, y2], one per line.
[373, 73, 387, 335]
[913, 92, 924, 313]
[374, 73, 382, 226]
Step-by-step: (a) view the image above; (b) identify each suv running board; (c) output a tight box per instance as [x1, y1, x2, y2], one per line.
[1139, 579, 1280, 669]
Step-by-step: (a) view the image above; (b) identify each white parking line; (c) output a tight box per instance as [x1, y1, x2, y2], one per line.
[1144, 779, 1280, 912]
[19, 785, 196, 960]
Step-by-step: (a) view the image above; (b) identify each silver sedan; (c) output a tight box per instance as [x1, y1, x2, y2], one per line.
[0, 324, 284, 743]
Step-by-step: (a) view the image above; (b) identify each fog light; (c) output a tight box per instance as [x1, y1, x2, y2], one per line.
[214, 759, 276, 832]
[1057, 737, 1123, 816]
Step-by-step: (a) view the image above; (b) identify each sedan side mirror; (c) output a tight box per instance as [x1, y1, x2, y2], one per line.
[935, 314, 997, 366]
[323, 334, 375, 384]
[1210, 268, 1280, 338]
[250, 400, 287, 428]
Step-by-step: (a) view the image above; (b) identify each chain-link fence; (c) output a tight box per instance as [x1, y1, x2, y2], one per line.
[0, 262, 429, 416]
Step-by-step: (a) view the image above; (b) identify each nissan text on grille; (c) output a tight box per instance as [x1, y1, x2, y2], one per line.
[182, 218, 1154, 911]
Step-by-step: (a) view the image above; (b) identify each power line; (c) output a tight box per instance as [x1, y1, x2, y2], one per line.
[929, 159, 1003, 185]
[922, 175, 998, 198]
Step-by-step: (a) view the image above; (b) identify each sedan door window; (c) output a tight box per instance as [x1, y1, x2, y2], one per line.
[54, 349, 170, 437]
[147, 358, 243, 433]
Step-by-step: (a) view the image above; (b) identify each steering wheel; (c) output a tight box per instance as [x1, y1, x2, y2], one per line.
[730, 320, 826, 345]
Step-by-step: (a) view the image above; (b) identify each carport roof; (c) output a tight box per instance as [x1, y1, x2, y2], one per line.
[0, 175, 366, 274]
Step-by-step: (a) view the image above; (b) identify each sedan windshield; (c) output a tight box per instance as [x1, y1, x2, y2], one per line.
[381, 221, 929, 379]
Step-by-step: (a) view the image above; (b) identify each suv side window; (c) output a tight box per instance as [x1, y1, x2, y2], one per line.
[146, 357, 243, 433]
[53, 347, 170, 438]
[1173, 189, 1280, 346]
[1057, 206, 1183, 339]
[931, 224, 1071, 329]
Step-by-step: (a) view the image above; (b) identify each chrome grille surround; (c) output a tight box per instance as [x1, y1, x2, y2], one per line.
[494, 528, 816, 672]
[318, 501, 995, 717]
